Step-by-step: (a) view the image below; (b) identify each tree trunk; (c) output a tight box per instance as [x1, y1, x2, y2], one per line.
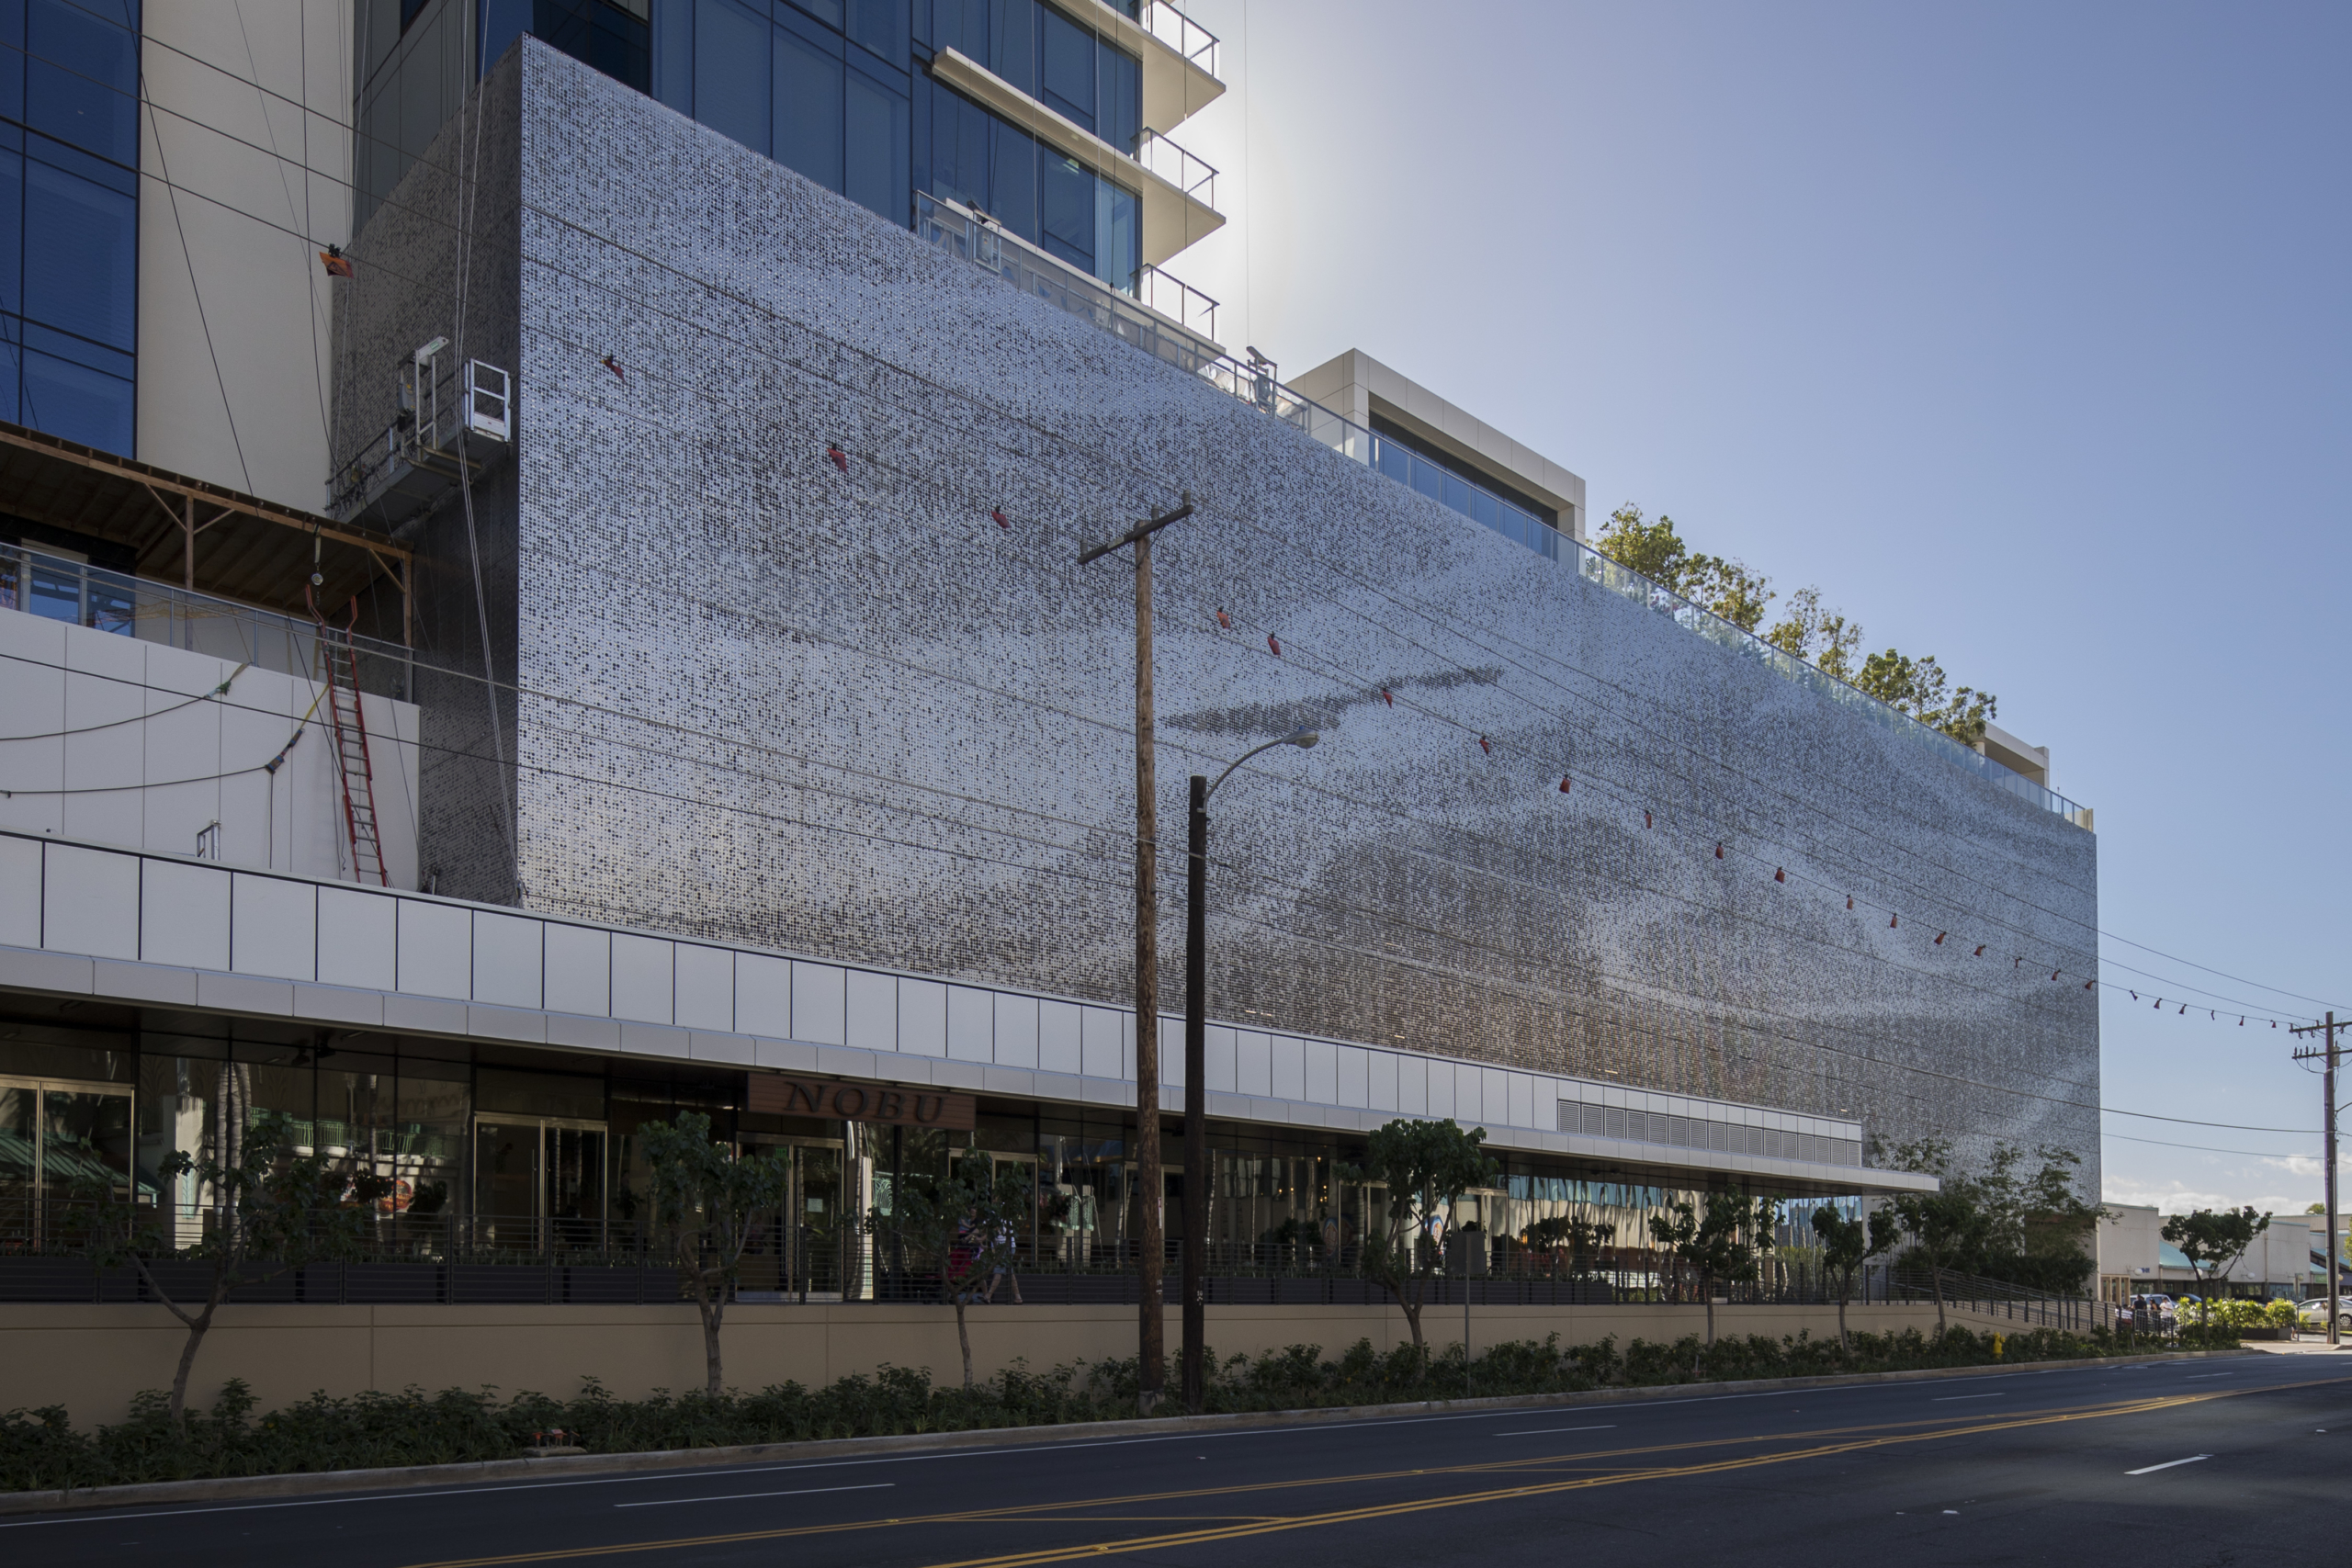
[699, 1275, 727, 1397]
[956, 1295, 974, 1389]
[132, 1254, 219, 1427]
[1837, 1292, 1850, 1357]
[1930, 1266, 1948, 1335]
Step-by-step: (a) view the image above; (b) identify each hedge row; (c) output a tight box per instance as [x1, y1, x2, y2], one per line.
[2, 1323, 2210, 1493]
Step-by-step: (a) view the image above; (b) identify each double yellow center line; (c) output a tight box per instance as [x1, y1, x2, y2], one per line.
[402, 1376, 2346, 1568]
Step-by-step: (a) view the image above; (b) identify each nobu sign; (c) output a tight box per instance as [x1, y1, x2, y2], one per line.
[748, 1075, 976, 1130]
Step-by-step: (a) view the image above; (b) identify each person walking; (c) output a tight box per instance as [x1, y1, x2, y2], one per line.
[981, 1213, 1024, 1303]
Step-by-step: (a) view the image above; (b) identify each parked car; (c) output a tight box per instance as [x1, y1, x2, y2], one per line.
[2294, 1297, 2352, 1334]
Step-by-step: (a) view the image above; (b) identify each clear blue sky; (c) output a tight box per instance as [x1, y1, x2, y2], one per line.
[1170, 0, 2352, 1213]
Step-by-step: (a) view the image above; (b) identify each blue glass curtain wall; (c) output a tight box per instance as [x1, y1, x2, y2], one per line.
[920, 80, 1136, 290]
[478, 1, 652, 95]
[0, 0, 139, 456]
[647, 0, 1138, 285]
[653, 0, 911, 226]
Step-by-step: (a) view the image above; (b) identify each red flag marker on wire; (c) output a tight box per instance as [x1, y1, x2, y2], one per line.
[1558, 775, 1572, 794]
[2052, 970, 2062, 982]
[1934, 931, 1946, 945]
[1380, 687, 1393, 706]
[826, 444, 848, 472]
[1216, 607, 1232, 630]
[1846, 895, 1853, 910]
[1773, 867, 1784, 883]
[1478, 735, 1491, 755]
[992, 509, 1009, 529]
[1714, 841, 1724, 859]
[1889, 913, 1898, 929]
[1267, 633, 1283, 657]
[1973, 944, 1985, 956]
[1644, 810, 1652, 829]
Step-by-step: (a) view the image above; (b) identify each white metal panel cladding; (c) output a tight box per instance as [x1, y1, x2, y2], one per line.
[733, 952, 792, 1036]
[609, 933, 673, 1023]
[1038, 998, 1081, 1075]
[0, 836, 40, 948]
[993, 991, 1040, 1067]
[844, 967, 898, 1054]
[945, 985, 992, 1062]
[140, 859, 229, 972]
[395, 898, 471, 998]
[542, 922, 611, 1016]
[471, 911, 545, 1010]
[791, 961, 847, 1045]
[673, 944, 736, 1032]
[43, 844, 138, 962]
[899, 977, 948, 1057]
[318, 887, 399, 991]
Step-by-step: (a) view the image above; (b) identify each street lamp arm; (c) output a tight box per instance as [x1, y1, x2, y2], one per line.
[1207, 728, 1319, 802]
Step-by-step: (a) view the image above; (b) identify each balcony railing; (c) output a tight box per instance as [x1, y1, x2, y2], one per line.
[916, 190, 1224, 373]
[0, 541, 417, 701]
[1137, 0, 1218, 76]
[1136, 127, 1216, 208]
[1136, 262, 1219, 339]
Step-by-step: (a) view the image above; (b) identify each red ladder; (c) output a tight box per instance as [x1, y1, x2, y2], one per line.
[315, 598, 389, 886]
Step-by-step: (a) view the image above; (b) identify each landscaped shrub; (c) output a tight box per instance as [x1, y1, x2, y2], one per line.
[0, 1324, 2192, 1494]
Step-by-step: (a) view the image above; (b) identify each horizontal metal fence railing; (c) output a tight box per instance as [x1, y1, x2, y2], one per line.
[0, 542, 417, 701]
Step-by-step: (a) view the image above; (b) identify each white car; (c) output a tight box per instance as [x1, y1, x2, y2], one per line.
[2296, 1298, 2352, 1333]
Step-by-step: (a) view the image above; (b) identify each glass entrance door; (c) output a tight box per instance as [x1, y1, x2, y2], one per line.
[0, 1077, 133, 1250]
[472, 1117, 607, 1255]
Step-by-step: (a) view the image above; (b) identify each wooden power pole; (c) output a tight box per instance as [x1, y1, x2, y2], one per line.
[2291, 1011, 2343, 1347]
[1080, 494, 1192, 1413]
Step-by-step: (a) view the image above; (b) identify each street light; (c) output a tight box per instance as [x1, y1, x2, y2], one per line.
[1182, 727, 1318, 1414]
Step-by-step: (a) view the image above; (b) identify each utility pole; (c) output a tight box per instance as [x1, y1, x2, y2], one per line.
[2291, 1011, 2342, 1348]
[1080, 494, 1192, 1414]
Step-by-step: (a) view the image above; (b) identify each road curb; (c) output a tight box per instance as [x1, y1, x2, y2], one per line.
[0, 1348, 2252, 1517]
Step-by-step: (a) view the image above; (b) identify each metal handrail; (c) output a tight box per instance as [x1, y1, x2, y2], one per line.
[1136, 127, 1216, 204]
[1138, 0, 1218, 74]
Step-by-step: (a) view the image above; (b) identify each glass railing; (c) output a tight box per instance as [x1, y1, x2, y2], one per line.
[1136, 128, 1216, 208]
[0, 542, 418, 702]
[1137, 0, 1219, 76]
[915, 191, 1225, 375]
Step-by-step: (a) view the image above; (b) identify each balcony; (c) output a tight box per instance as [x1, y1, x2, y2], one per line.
[1074, 0, 1224, 132]
[917, 191, 1223, 369]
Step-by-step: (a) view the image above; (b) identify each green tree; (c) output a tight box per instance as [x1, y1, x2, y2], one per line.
[1594, 505, 1776, 631]
[1854, 649, 1998, 746]
[2161, 1207, 2273, 1296]
[639, 1111, 793, 1397]
[1524, 1214, 1614, 1280]
[63, 1109, 390, 1425]
[1875, 1140, 1993, 1333]
[1648, 1190, 1781, 1358]
[867, 1148, 1033, 1390]
[1761, 585, 1863, 682]
[1346, 1118, 1500, 1349]
[1810, 1203, 1900, 1355]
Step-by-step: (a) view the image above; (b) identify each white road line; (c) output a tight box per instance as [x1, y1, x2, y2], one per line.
[1932, 1394, 2004, 1402]
[1492, 1426, 1616, 1438]
[2182, 1374, 2234, 1380]
[615, 1483, 895, 1509]
[2125, 1455, 2212, 1475]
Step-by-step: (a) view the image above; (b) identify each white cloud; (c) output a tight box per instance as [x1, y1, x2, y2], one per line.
[2100, 1179, 2310, 1215]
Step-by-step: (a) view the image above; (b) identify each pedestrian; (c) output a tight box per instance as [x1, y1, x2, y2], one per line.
[981, 1214, 1024, 1303]
[948, 1210, 978, 1303]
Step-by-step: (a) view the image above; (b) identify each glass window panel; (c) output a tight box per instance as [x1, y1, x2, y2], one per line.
[1038, 150, 1091, 272]
[1472, 489, 1498, 528]
[930, 86, 986, 209]
[654, 0, 695, 111]
[21, 349, 130, 453]
[0, 333, 17, 426]
[473, 1119, 539, 1249]
[0, 1086, 34, 1251]
[547, 1123, 606, 1252]
[933, 0, 987, 59]
[0, 149, 19, 318]
[85, 566, 131, 633]
[478, 0, 531, 74]
[533, 0, 651, 92]
[23, 158, 132, 350]
[1094, 176, 1136, 292]
[845, 0, 904, 59]
[0, 1, 23, 128]
[843, 70, 906, 222]
[694, 0, 771, 156]
[26, 0, 135, 167]
[989, 0, 1034, 95]
[1097, 40, 1138, 153]
[788, 0, 846, 30]
[775, 26, 843, 193]
[42, 1088, 132, 1197]
[1037, 5, 1092, 130]
[1374, 434, 1409, 482]
[990, 116, 1035, 240]
[1441, 470, 1472, 518]
[1410, 453, 1444, 502]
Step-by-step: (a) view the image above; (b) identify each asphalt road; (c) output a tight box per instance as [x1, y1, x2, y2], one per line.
[16, 1353, 2352, 1567]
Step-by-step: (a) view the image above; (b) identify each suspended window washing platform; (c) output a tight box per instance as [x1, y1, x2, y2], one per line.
[329, 338, 513, 529]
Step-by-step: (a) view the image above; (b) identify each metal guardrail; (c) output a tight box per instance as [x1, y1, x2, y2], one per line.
[1137, 0, 1218, 75]
[1136, 127, 1216, 207]
[0, 543, 416, 701]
